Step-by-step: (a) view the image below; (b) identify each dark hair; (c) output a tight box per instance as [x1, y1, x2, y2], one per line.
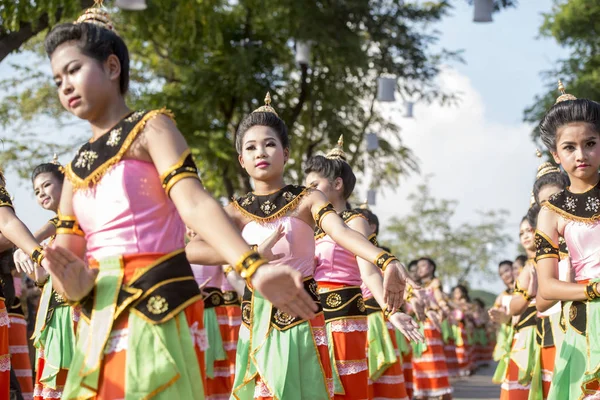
[32, 163, 64, 184]
[539, 99, 600, 150]
[452, 284, 470, 302]
[418, 257, 436, 277]
[44, 23, 130, 94]
[498, 260, 513, 269]
[533, 171, 569, 205]
[408, 259, 418, 270]
[380, 245, 391, 252]
[304, 155, 356, 200]
[515, 255, 527, 266]
[473, 298, 485, 309]
[357, 208, 379, 235]
[235, 112, 289, 154]
[526, 203, 541, 229]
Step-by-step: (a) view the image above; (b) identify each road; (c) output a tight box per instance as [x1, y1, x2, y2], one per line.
[452, 363, 501, 400]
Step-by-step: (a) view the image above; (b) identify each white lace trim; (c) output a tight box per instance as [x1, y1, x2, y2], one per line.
[373, 397, 409, 400]
[501, 381, 531, 391]
[386, 321, 394, 330]
[0, 310, 10, 327]
[413, 354, 446, 363]
[254, 379, 274, 397]
[205, 395, 231, 400]
[223, 340, 238, 351]
[9, 316, 27, 325]
[373, 374, 405, 384]
[336, 359, 368, 376]
[541, 369, 553, 382]
[329, 318, 368, 333]
[414, 370, 449, 379]
[34, 385, 63, 399]
[22, 394, 33, 400]
[402, 363, 412, 370]
[413, 387, 453, 397]
[583, 392, 600, 400]
[213, 365, 236, 377]
[313, 326, 327, 346]
[190, 321, 209, 351]
[0, 354, 10, 372]
[217, 315, 241, 326]
[72, 307, 81, 323]
[327, 378, 334, 397]
[104, 328, 128, 354]
[423, 338, 444, 346]
[15, 368, 33, 377]
[9, 345, 29, 354]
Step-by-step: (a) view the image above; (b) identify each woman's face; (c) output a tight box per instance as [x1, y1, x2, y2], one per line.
[452, 288, 464, 301]
[552, 122, 600, 184]
[519, 219, 535, 252]
[238, 125, 288, 182]
[537, 184, 562, 203]
[33, 172, 63, 212]
[417, 259, 433, 279]
[498, 263, 514, 288]
[51, 42, 120, 121]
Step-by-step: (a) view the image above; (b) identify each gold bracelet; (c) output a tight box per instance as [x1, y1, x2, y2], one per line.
[585, 282, 598, 301]
[234, 250, 268, 282]
[374, 251, 398, 271]
[223, 265, 234, 275]
[405, 285, 414, 301]
[30, 246, 44, 265]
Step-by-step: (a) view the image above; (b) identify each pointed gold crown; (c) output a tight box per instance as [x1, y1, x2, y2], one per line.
[535, 148, 560, 179]
[325, 135, 347, 161]
[359, 199, 370, 210]
[252, 92, 278, 117]
[76, 0, 115, 32]
[555, 80, 577, 104]
[51, 153, 61, 166]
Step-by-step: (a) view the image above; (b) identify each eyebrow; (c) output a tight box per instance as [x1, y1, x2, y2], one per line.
[243, 136, 277, 146]
[52, 59, 80, 80]
[560, 136, 598, 146]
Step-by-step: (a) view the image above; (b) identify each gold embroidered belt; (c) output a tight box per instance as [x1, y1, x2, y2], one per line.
[319, 286, 366, 322]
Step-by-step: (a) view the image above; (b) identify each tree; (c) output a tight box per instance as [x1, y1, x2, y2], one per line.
[385, 180, 511, 284]
[0, 0, 461, 197]
[524, 0, 600, 143]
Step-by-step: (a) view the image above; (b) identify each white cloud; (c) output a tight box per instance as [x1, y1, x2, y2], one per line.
[359, 68, 541, 290]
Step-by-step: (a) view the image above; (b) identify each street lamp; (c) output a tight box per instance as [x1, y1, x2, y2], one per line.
[295, 41, 311, 66]
[377, 76, 396, 102]
[473, 0, 493, 23]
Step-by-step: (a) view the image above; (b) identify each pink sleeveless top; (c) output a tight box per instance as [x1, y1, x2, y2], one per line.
[72, 160, 185, 260]
[241, 217, 315, 278]
[190, 264, 223, 288]
[314, 236, 362, 286]
[563, 221, 600, 282]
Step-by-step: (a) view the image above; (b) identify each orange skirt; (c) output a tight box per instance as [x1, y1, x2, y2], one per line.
[411, 321, 452, 398]
[87, 253, 206, 399]
[402, 347, 413, 399]
[443, 339, 459, 378]
[541, 345, 555, 399]
[368, 324, 409, 400]
[0, 300, 9, 400]
[499, 337, 530, 400]
[8, 312, 33, 400]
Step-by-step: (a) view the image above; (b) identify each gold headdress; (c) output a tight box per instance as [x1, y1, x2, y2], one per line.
[252, 92, 279, 117]
[359, 199, 370, 210]
[51, 153, 61, 166]
[535, 148, 560, 179]
[76, 0, 115, 32]
[325, 135, 347, 161]
[555, 80, 577, 104]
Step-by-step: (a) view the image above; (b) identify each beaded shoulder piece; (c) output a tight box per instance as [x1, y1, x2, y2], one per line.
[543, 182, 600, 223]
[314, 208, 365, 240]
[232, 184, 309, 223]
[64, 108, 174, 189]
[0, 187, 13, 209]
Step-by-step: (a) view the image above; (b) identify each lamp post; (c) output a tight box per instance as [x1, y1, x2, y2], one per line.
[473, 0, 493, 23]
[377, 76, 396, 102]
[295, 41, 311, 66]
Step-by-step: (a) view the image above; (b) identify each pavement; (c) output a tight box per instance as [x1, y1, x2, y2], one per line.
[451, 363, 501, 400]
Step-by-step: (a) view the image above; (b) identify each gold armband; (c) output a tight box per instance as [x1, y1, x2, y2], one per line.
[513, 280, 532, 301]
[535, 230, 560, 262]
[235, 250, 268, 283]
[405, 285, 414, 301]
[374, 251, 398, 271]
[31, 246, 44, 265]
[56, 212, 85, 237]
[313, 203, 336, 230]
[585, 282, 600, 301]
[159, 149, 200, 197]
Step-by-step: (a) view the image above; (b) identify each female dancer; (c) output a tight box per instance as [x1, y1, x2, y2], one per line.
[490, 261, 515, 385]
[305, 145, 417, 400]
[40, 4, 319, 398]
[535, 83, 600, 398]
[187, 95, 418, 399]
[412, 257, 453, 400]
[451, 284, 473, 377]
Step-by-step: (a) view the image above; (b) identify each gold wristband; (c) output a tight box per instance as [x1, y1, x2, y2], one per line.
[374, 251, 398, 271]
[585, 282, 599, 301]
[235, 250, 268, 282]
[31, 246, 44, 265]
[223, 265, 234, 275]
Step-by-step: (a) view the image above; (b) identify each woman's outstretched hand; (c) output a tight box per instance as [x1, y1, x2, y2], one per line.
[43, 245, 97, 301]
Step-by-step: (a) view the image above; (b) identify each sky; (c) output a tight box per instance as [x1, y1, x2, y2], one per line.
[0, 0, 567, 292]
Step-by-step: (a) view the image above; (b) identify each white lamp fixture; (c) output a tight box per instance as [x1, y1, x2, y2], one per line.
[366, 133, 379, 151]
[377, 77, 396, 102]
[295, 41, 311, 66]
[473, 0, 493, 23]
[115, 0, 147, 11]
